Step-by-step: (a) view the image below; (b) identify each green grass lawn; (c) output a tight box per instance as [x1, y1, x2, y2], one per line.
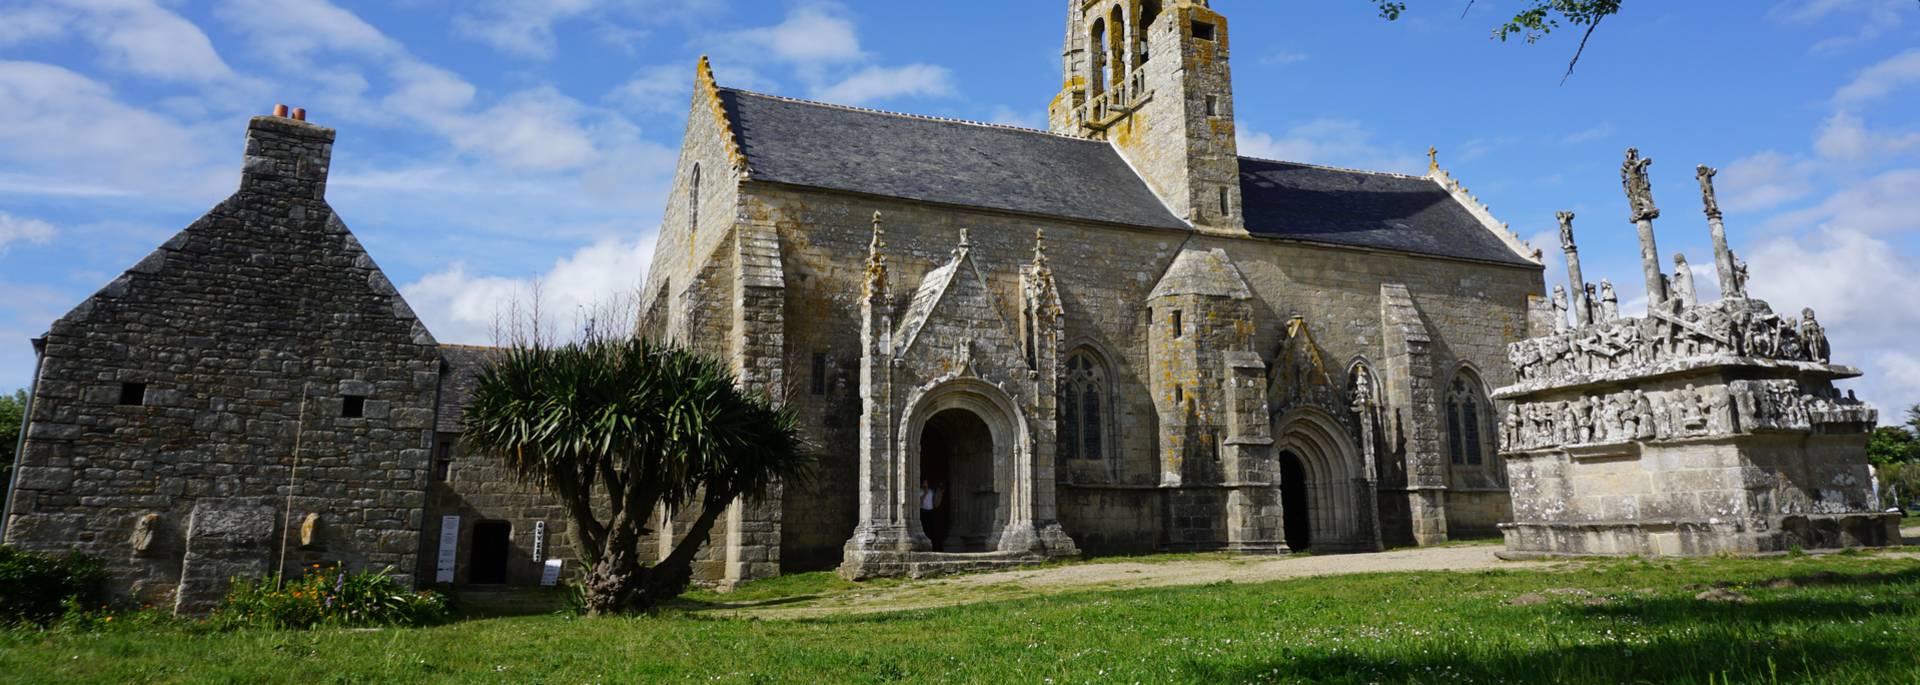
[5, 553, 1919, 684]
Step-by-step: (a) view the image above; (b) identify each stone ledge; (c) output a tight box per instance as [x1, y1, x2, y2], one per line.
[1494, 356, 1861, 400]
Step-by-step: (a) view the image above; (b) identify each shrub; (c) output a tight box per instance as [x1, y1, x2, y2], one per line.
[214, 564, 450, 630]
[0, 546, 106, 626]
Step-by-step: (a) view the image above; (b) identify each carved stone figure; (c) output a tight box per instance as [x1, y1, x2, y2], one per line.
[1801, 308, 1830, 363]
[1672, 253, 1697, 308]
[1598, 395, 1624, 442]
[1622, 147, 1660, 222]
[1730, 250, 1750, 295]
[1680, 385, 1709, 433]
[1551, 285, 1570, 333]
[1572, 396, 1595, 444]
[132, 512, 161, 555]
[1633, 390, 1658, 440]
[1599, 281, 1620, 321]
[1707, 386, 1735, 434]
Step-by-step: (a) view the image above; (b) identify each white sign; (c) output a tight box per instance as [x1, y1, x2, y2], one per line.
[540, 558, 563, 587]
[435, 515, 460, 583]
[533, 521, 546, 562]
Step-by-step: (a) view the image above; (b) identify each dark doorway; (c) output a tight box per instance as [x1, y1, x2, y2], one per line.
[919, 408, 995, 552]
[1280, 452, 1312, 551]
[469, 520, 511, 584]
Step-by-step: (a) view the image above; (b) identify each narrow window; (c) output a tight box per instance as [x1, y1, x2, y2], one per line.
[1445, 399, 1464, 465]
[118, 382, 147, 406]
[1171, 310, 1184, 338]
[1174, 385, 1185, 404]
[811, 352, 828, 395]
[342, 395, 366, 419]
[1191, 20, 1216, 41]
[1218, 187, 1232, 218]
[434, 433, 458, 482]
[1464, 399, 1484, 465]
[1205, 95, 1219, 117]
[1060, 351, 1111, 461]
[689, 163, 701, 236]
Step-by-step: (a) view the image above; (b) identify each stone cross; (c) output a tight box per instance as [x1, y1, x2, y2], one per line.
[1621, 148, 1667, 308]
[1557, 211, 1590, 327]
[1697, 165, 1740, 299]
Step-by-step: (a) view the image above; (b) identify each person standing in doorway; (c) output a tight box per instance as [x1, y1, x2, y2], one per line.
[921, 478, 946, 551]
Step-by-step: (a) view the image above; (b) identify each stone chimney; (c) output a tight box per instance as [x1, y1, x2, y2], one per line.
[240, 105, 334, 201]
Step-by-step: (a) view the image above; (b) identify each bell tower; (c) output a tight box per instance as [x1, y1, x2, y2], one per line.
[1049, 0, 1242, 232]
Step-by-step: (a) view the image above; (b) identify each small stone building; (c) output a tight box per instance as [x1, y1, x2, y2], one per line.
[639, 0, 1547, 582]
[0, 113, 578, 611]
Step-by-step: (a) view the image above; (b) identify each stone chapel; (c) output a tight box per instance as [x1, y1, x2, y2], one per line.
[3, 0, 1555, 607]
[637, 0, 1547, 580]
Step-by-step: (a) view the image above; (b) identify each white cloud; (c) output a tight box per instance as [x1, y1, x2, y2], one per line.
[1834, 48, 1920, 105]
[0, 212, 56, 254]
[1762, 167, 1920, 235]
[1814, 111, 1920, 162]
[1770, 0, 1911, 53]
[455, 0, 598, 60]
[812, 64, 955, 105]
[1259, 51, 1307, 66]
[1562, 123, 1615, 145]
[214, 0, 403, 67]
[725, 4, 865, 67]
[0, 6, 68, 46]
[400, 234, 656, 345]
[610, 64, 691, 111]
[1237, 120, 1424, 175]
[0, 60, 227, 200]
[54, 0, 244, 84]
[1717, 150, 1816, 212]
[451, 87, 603, 172]
[986, 105, 1045, 130]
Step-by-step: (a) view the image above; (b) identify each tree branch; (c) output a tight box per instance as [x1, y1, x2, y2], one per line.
[1561, 14, 1604, 85]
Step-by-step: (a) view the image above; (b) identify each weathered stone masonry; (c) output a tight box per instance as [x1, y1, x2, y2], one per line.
[3, 114, 441, 612]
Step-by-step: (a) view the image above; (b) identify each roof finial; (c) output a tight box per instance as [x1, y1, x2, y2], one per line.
[1428, 146, 1439, 174]
[1032, 228, 1050, 270]
[959, 228, 971, 249]
[865, 211, 888, 298]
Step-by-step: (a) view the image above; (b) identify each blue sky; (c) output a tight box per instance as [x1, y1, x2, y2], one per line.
[0, 0, 1916, 413]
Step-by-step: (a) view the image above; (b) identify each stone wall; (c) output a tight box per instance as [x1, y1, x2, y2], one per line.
[737, 180, 1540, 559]
[2, 115, 440, 612]
[415, 345, 587, 588]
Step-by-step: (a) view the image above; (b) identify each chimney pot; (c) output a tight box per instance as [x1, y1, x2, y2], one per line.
[273, 104, 288, 117]
[291, 108, 307, 121]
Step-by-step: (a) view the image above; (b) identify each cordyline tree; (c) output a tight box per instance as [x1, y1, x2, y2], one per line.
[460, 338, 807, 614]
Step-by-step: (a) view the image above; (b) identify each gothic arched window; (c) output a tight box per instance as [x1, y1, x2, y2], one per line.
[1060, 349, 1110, 460]
[1446, 372, 1493, 466]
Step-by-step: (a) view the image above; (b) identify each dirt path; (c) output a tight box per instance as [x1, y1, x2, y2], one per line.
[703, 544, 1555, 620]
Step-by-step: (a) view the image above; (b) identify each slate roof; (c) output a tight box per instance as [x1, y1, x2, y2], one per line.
[436, 344, 502, 434]
[717, 88, 1534, 267]
[719, 89, 1189, 230]
[1238, 158, 1536, 266]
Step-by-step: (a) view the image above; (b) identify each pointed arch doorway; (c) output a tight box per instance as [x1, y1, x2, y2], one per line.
[1279, 451, 1312, 551]
[918, 408, 995, 552]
